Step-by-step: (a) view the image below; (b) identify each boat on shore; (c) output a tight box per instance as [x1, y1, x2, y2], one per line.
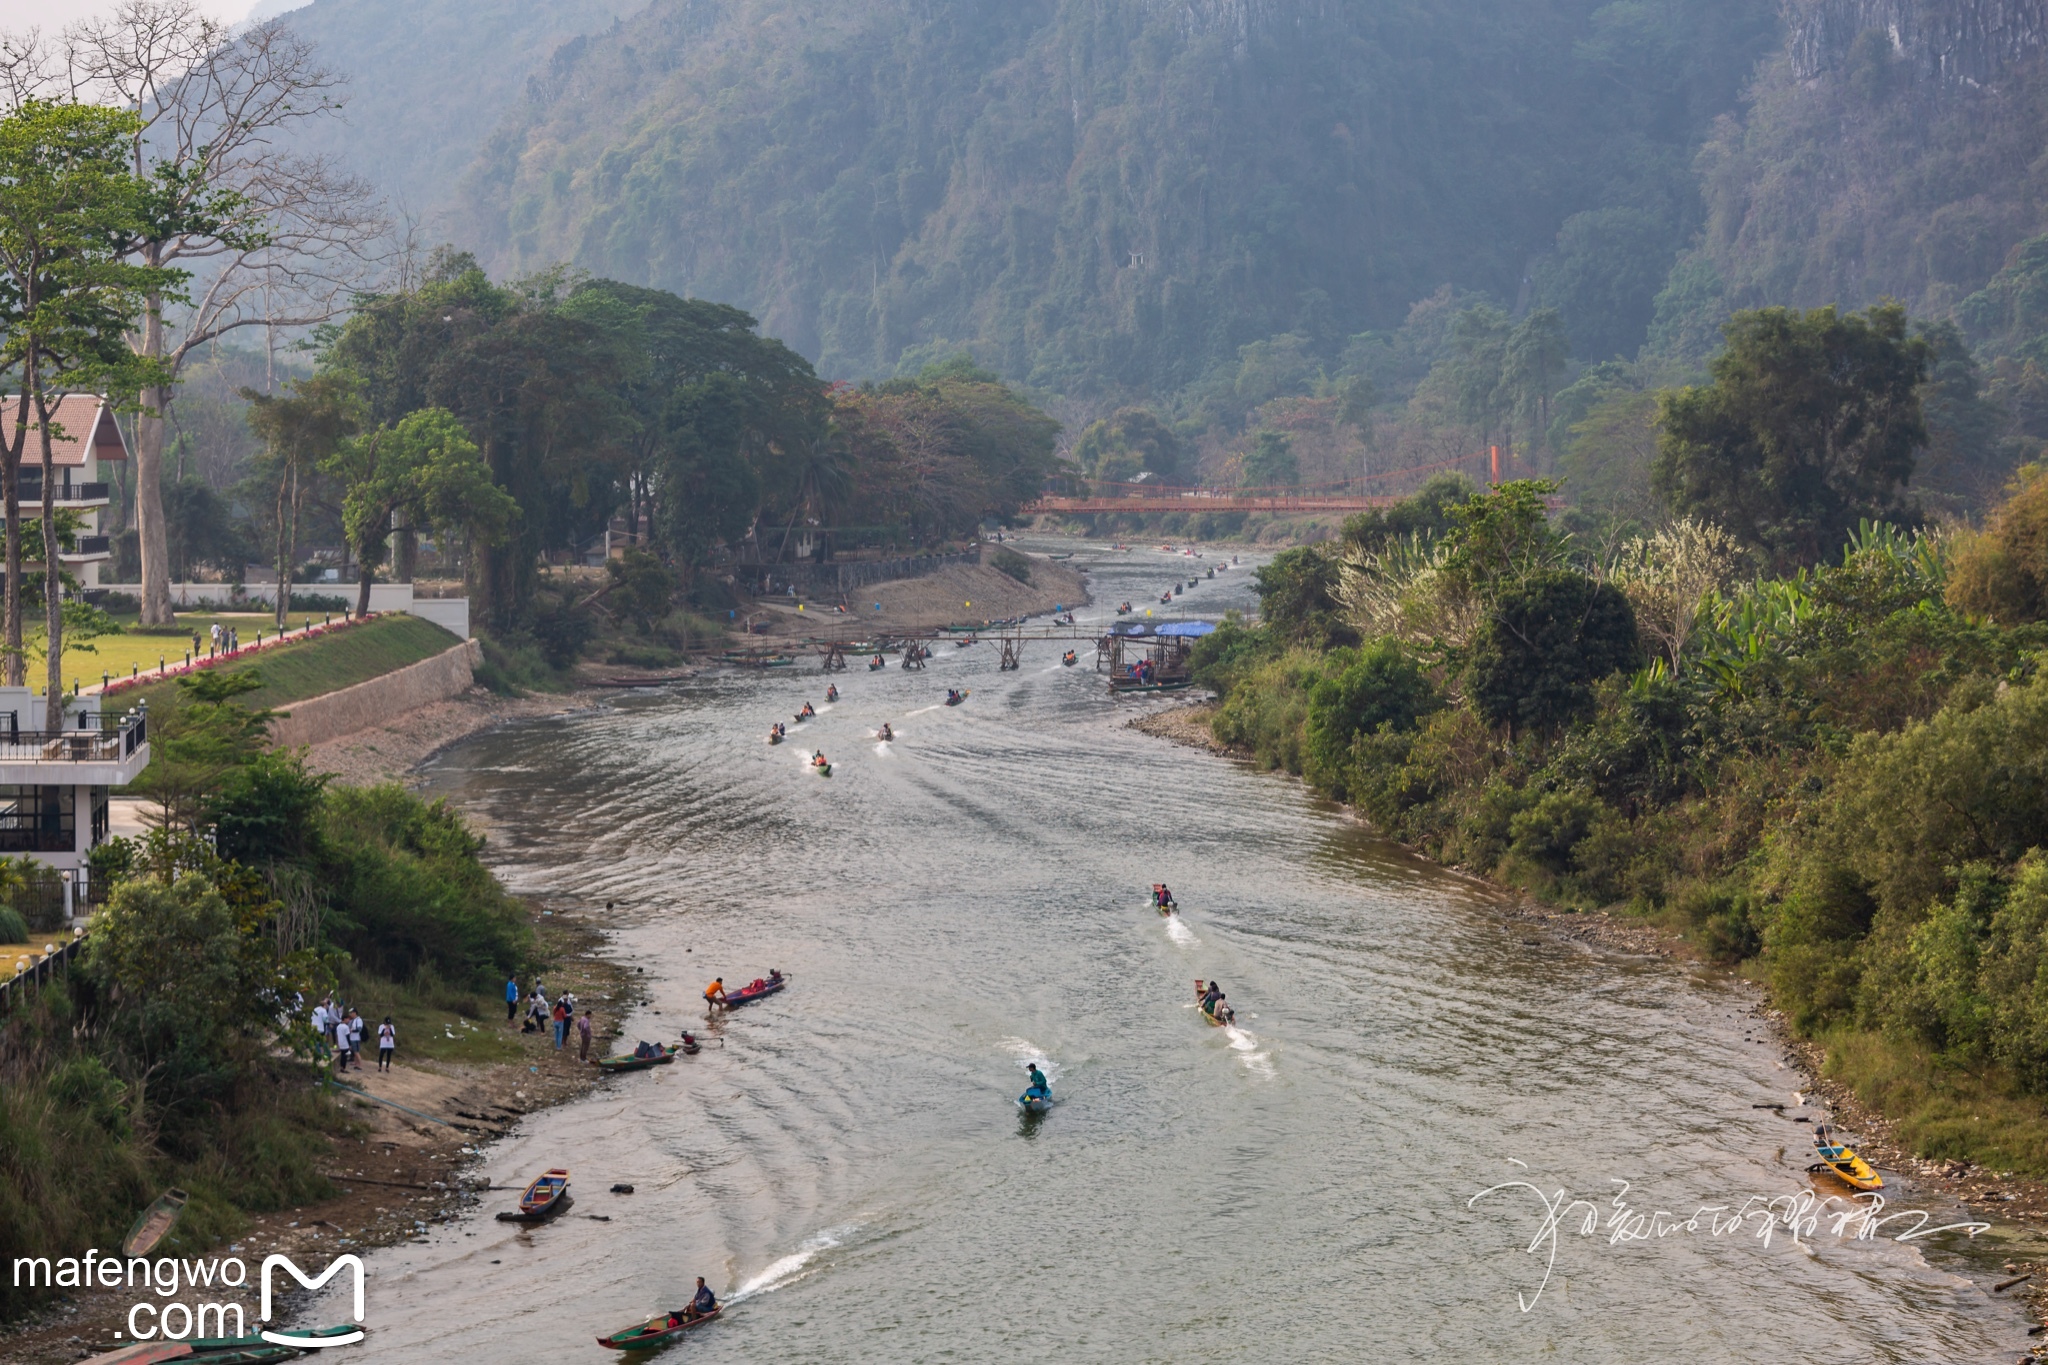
[1108, 676, 1193, 695]
[1813, 1142, 1884, 1191]
[496, 1168, 572, 1223]
[598, 1045, 678, 1073]
[598, 1307, 722, 1351]
[122, 1188, 188, 1257]
[719, 652, 795, 668]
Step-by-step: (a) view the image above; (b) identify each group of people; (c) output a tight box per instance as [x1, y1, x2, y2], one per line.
[507, 976, 597, 1062]
[1200, 979, 1234, 1025]
[311, 998, 396, 1072]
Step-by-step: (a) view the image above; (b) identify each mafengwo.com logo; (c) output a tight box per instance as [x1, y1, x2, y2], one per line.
[10, 1251, 365, 1348]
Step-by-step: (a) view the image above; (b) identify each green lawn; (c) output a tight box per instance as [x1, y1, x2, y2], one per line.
[61, 613, 284, 695]
[109, 614, 462, 715]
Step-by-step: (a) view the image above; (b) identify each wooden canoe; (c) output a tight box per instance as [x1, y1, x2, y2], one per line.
[1815, 1144, 1884, 1191]
[79, 1344, 192, 1365]
[122, 1189, 188, 1258]
[1108, 677, 1193, 695]
[187, 1326, 362, 1353]
[599, 1307, 722, 1351]
[496, 1168, 571, 1222]
[598, 1046, 677, 1073]
[944, 690, 969, 705]
[180, 1349, 300, 1365]
[722, 975, 787, 1008]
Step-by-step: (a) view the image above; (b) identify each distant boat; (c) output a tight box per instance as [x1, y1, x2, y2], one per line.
[721, 973, 787, 1008]
[1108, 676, 1192, 694]
[122, 1189, 187, 1258]
[719, 652, 794, 668]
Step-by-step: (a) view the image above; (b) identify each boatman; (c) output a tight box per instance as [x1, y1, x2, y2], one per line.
[1202, 980, 1224, 1015]
[1027, 1062, 1049, 1095]
[704, 978, 728, 1008]
[688, 1277, 718, 1320]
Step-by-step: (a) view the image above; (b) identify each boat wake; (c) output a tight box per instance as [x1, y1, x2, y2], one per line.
[905, 704, 942, 716]
[1223, 1024, 1273, 1079]
[728, 1224, 859, 1303]
[998, 1035, 1061, 1085]
[1164, 916, 1198, 948]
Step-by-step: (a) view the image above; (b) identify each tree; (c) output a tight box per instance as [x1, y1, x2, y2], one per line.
[0, 100, 175, 723]
[1654, 303, 1932, 569]
[1243, 429, 1299, 487]
[1467, 570, 1641, 734]
[1947, 466, 2048, 623]
[1253, 546, 1355, 646]
[606, 547, 674, 633]
[242, 374, 356, 628]
[1074, 407, 1184, 484]
[1495, 308, 1571, 456]
[1607, 517, 1742, 670]
[138, 669, 277, 831]
[324, 407, 515, 618]
[11, 1, 387, 626]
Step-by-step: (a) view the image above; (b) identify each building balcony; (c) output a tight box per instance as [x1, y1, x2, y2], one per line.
[0, 712, 148, 786]
[14, 476, 110, 509]
[57, 536, 110, 563]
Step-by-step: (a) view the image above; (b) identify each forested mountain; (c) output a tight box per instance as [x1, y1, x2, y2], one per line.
[453, 0, 1779, 390]
[261, 0, 640, 218]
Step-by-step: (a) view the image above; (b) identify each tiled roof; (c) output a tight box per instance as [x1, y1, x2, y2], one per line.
[0, 395, 129, 466]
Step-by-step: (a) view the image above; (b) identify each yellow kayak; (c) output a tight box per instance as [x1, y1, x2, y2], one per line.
[1815, 1143, 1883, 1191]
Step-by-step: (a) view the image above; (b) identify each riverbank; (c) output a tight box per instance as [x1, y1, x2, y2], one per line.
[304, 683, 607, 787]
[0, 905, 641, 1365]
[740, 547, 1088, 638]
[1130, 697, 2048, 1342]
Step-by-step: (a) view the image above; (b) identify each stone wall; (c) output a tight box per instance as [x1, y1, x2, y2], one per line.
[268, 639, 483, 749]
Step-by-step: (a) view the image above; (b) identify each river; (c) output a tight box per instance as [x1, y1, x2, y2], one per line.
[346, 541, 2025, 1362]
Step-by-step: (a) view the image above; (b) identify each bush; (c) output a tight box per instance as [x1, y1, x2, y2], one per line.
[320, 784, 530, 987]
[1303, 640, 1439, 797]
[990, 546, 1033, 583]
[0, 904, 26, 943]
[1467, 571, 1641, 734]
[1210, 649, 1321, 773]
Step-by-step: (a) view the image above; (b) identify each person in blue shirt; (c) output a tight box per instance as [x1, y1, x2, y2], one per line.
[505, 976, 519, 1022]
[1024, 1062, 1050, 1100]
[688, 1277, 718, 1319]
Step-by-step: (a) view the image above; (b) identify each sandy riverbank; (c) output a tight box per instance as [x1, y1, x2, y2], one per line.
[741, 546, 1089, 640]
[1129, 698, 2048, 1340]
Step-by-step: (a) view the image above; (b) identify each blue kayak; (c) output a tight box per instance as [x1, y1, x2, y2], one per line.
[1017, 1086, 1051, 1114]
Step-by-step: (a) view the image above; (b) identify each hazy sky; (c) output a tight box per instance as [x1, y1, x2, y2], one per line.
[0, 0, 259, 35]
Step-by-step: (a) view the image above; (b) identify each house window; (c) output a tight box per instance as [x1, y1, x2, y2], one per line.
[90, 787, 107, 846]
[0, 785, 74, 851]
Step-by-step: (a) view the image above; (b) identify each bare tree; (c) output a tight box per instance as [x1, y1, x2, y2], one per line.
[7, 1, 387, 624]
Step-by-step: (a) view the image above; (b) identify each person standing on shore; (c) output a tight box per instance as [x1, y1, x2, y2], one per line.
[551, 997, 569, 1050]
[577, 1009, 593, 1062]
[347, 1010, 365, 1071]
[505, 976, 520, 1022]
[377, 1017, 396, 1071]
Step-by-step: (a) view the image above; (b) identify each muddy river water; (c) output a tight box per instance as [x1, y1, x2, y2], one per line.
[344, 542, 2025, 1362]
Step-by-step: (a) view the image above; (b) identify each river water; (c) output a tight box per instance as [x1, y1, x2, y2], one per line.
[347, 541, 2025, 1362]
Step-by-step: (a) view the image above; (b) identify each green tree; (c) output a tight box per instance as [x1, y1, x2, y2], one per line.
[1654, 303, 1932, 568]
[1496, 308, 1572, 455]
[1252, 546, 1355, 646]
[607, 547, 675, 633]
[1243, 429, 1299, 487]
[1304, 641, 1440, 795]
[324, 407, 517, 618]
[1466, 570, 1641, 733]
[0, 100, 179, 723]
[242, 375, 359, 629]
[1074, 407, 1184, 484]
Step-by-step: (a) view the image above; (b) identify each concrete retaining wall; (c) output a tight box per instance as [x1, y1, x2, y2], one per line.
[268, 639, 482, 749]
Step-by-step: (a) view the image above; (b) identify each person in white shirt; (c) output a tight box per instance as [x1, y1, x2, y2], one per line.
[377, 1017, 396, 1071]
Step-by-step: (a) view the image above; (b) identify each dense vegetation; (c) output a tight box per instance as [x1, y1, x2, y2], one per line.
[0, 670, 532, 1315]
[1201, 309, 2048, 1174]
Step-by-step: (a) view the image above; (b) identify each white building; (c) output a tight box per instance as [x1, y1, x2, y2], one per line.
[2, 392, 122, 587]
